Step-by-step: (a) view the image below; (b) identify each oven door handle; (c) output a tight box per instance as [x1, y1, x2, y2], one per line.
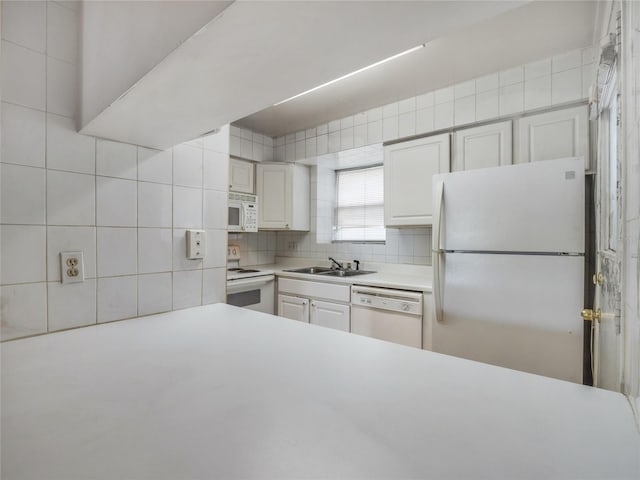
[226, 275, 275, 293]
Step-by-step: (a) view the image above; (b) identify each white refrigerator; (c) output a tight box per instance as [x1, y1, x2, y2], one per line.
[431, 157, 585, 383]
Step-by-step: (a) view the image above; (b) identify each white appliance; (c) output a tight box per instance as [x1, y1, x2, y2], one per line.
[226, 268, 275, 314]
[228, 193, 258, 232]
[351, 285, 423, 348]
[432, 157, 585, 383]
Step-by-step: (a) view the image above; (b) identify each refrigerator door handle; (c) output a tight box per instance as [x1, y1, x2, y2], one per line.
[433, 180, 444, 323]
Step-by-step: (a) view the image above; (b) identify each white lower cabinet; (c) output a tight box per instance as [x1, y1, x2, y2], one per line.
[310, 300, 350, 332]
[278, 294, 309, 323]
[278, 278, 350, 332]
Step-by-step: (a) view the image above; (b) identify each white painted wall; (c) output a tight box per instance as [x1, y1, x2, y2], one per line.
[1, 1, 230, 341]
[80, 0, 230, 128]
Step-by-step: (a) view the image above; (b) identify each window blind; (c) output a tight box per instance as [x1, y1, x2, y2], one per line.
[333, 165, 385, 242]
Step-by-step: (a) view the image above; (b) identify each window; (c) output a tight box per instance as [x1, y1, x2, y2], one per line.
[333, 165, 385, 242]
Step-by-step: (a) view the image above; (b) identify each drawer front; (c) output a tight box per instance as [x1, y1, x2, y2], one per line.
[278, 277, 350, 303]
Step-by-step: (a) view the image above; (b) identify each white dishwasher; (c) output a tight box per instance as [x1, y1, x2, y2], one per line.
[350, 285, 423, 348]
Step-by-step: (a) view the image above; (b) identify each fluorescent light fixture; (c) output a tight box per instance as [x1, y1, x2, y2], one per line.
[273, 44, 425, 106]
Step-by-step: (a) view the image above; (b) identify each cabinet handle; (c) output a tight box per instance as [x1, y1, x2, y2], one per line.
[285, 223, 289, 228]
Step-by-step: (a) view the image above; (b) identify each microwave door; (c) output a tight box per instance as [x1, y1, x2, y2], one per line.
[228, 203, 241, 232]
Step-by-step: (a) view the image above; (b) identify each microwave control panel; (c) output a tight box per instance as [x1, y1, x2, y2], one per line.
[244, 204, 258, 232]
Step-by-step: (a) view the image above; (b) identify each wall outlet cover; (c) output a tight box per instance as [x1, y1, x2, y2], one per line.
[60, 251, 84, 284]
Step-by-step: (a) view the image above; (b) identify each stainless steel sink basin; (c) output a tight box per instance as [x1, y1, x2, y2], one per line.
[284, 266, 334, 274]
[283, 267, 376, 277]
[317, 270, 376, 277]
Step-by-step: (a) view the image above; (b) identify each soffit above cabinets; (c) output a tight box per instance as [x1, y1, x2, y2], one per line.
[237, 0, 597, 137]
[79, 1, 529, 150]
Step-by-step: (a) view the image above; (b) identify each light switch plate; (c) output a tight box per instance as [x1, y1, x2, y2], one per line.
[186, 230, 205, 259]
[60, 251, 84, 284]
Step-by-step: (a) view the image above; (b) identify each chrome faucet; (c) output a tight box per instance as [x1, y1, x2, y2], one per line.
[328, 257, 344, 270]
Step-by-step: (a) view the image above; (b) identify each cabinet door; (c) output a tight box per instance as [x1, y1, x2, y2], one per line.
[310, 300, 350, 332]
[452, 121, 512, 172]
[229, 158, 254, 194]
[278, 294, 309, 323]
[516, 105, 589, 170]
[384, 133, 450, 226]
[257, 164, 291, 229]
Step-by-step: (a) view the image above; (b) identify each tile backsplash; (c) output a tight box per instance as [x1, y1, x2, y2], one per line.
[0, 0, 229, 341]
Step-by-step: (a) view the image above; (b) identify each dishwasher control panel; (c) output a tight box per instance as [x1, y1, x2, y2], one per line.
[351, 286, 422, 315]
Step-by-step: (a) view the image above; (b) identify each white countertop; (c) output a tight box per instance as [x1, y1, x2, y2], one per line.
[248, 261, 433, 292]
[2, 304, 638, 479]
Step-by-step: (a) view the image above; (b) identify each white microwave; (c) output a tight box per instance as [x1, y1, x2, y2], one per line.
[228, 193, 258, 232]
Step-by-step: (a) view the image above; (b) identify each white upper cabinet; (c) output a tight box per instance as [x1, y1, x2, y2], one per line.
[384, 133, 450, 227]
[257, 163, 309, 231]
[452, 121, 512, 172]
[229, 158, 255, 194]
[516, 105, 589, 170]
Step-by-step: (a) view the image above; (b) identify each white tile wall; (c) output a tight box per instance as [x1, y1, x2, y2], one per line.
[0, 1, 230, 340]
[1, 40, 46, 110]
[96, 139, 137, 180]
[48, 279, 96, 330]
[97, 275, 138, 323]
[1, 102, 46, 167]
[1, 1, 47, 53]
[1, 163, 46, 224]
[96, 176, 137, 227]
[46, 113, 95, 174]
[138, 273, 172, 316]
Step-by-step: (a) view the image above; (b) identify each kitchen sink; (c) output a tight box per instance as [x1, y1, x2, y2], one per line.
[283, 267, 376, 277]
[317, 270, 376, 277]
[284, 266, 334, 274]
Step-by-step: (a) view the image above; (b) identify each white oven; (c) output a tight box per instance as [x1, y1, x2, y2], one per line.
[226, 270, 274, 314]
[228, 193, 258, 232]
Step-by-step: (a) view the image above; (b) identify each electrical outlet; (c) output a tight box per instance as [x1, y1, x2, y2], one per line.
[60, 251, 84, 284]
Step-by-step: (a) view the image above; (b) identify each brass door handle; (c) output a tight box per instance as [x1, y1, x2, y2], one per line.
[581, 308, 602, 322]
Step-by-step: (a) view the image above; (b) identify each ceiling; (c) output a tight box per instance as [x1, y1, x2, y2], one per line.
[236, 1, 597, 137]
[80, 1, 534, 150]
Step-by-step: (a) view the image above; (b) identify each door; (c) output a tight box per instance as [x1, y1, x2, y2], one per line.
[434, 157, 585, 253]
[257, 164, 291, 229]
[278, 294, 309, 323]
[589, 66, 624, 391]
[516, 105, 590, 170]
[452, 121, 512, 172]
[310, 300, 350, 332]
[384, 133, 449, 226]
[432, 253, 584, 383]
[229, 158, 255, 194]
